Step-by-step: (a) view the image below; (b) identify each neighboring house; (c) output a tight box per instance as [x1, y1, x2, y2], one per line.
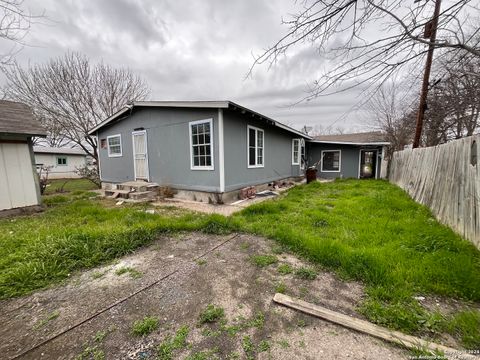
[308, 132, 390, 179]
[0, 100, 46, 212]
[34, 146, 87, 179]
[88, 101, 311, 202]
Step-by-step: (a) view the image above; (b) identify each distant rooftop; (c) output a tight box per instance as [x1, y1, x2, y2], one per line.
[0, 100, 46, 137]
[33, 146, 87, 155]
[312, 131, 389, 145]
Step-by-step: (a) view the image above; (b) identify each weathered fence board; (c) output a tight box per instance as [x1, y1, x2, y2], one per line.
[389, 135, 480, 249]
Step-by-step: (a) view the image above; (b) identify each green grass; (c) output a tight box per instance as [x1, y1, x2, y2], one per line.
[0, 199, 231, 299]
[1, 179, 480, 348]
[115, 266, 142, 279]
[131, 316, 159, 336]
[250, 254, 278, 267]
[198, 304, 225, 324]
[157, 325, 190, 360]
[277, 263, 294, 275]
[44, 178, 99, 195]
[295, 267, 317, 280]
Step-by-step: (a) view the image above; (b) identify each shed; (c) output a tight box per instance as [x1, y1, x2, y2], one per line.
[0, 100, 46, 212]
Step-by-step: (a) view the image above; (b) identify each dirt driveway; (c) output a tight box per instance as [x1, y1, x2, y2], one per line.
[0, 233, 408, 359]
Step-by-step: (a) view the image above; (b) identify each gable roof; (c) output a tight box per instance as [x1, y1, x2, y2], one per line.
[88, 101, 311, 139]
[0, 100, 47, 137]
[311, 131, 389, 145]
[33, 146, 87, 155]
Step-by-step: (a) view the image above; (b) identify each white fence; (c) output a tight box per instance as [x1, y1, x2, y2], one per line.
[389, 135, 480, 249]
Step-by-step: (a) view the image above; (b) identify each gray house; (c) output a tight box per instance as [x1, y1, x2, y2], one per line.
[89, 101, 310, 202]
[307, 132, 389, 179]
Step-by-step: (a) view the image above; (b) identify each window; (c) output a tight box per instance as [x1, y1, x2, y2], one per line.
[189, 119, 214, 170]
[248, 125, 264, 168]
[321, 150, 341, 172]
[107, 134, 122, 157]
[292, 139, 300, 165]
[56, 156, 67, 166]
[300, 139, 306, 170]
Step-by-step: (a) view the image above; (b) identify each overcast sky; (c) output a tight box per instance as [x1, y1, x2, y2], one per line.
[4, 0, 376, 132]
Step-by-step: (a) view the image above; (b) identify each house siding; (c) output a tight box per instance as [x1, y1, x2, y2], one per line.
[97, 107, 221, 192]
[34, 153, 86, 179]
[223, 109, 302, 192]
[307, 143, 384, 179]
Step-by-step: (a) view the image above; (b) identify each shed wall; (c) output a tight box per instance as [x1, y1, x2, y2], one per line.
[0, 141, 40, 210]
[34, 153, 86, 179]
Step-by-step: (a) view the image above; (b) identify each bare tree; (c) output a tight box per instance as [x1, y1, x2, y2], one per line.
[0, 0, 43, 65]
[367, 82, 416, 156]
[3, 52, 150, 166]
[249, 0, 480, 100]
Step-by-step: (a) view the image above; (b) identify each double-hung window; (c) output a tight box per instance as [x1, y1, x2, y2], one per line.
[107, 134, 122, 157]
[292, 139, 300, 165]
[321, 150, 341, 172]
[248, 125, 264, 168]
[190, 119, 214, 170]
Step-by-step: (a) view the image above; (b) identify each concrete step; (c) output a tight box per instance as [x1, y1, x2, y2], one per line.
[105, 189, 131, 199]
[117, 181, 159, 193]
[128, 191, 157, 201]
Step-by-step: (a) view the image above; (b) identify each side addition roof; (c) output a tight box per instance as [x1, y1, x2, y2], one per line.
[88, 100, 312, 139]
[311, 131, 389, 145]
[0, 100, 47, 137]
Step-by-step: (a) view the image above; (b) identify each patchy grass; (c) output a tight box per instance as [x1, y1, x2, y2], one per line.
[157, 325, 190, 360]
[33, 310, 60, 330]
[274, 281, 287, 294]
[115, 266, 142, 279]
[131, 316, 159, 336]
[277, 263, 294, 275]
[198, 304, 225, 324]
[250, 254, 278, 267]
[444, 310, 480, 349]
[232, 179, 480, 344]
[241, 335, 255, 360]
[295, 267, 317, 280]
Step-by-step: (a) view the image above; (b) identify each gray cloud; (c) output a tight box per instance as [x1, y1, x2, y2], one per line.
[5, 0, 370, 132]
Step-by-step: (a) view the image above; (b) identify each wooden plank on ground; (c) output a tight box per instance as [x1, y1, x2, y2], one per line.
[273, 293, 477, 360]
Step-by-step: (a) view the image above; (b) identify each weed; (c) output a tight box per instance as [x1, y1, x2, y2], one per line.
[198, 304, 225, 324]
[91, 270, 107, 279]
[240, 242, 250, 250]
[275, 281, 287, 294]
[295, 267, 317, 280]
[277, 339, 290, 349]
[227, 352, 240, 359]
[297, 319, 307, 328]
[75, 345, 105, 360]
[246, 311, 265, 329]
[242, 335, 255, 359]
[115, 267, 142, 279]
[299, 340, 306, 348]
[185, 348, 219, 360]
[94, 330, 108, 343]
[131, 316, 159, 336]
[157, 325, 190, 360]
[201, 328, 222, 337]
[34, 310, 60, 329]
[277, 263, 294, 275]
[196, 259, 207, 266]
[250, 254, 278, 267]
[258, 340, 271, 352]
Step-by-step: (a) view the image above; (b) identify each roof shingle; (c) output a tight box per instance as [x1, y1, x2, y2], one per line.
[0, 100, 46, 136]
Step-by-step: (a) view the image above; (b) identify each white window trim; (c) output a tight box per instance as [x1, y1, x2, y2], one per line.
[56, 156, 68, 166]
[292, 139, 300, 165]
[247, 125, 265, 168]
[189, 118, 214, 171]
[107, 134, 122, 157]
[321, 149, 341, 173]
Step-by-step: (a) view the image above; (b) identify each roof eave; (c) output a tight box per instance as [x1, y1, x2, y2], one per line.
[309, 140, 390, 146]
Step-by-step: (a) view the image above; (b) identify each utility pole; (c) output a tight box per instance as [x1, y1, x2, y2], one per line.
[412, 0, 442, 148]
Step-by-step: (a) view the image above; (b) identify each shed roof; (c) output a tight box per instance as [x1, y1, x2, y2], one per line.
[311, 131, 389, 145]
[88, 100, 311, 139]
[33, 146, 87, 155]
[0, 100, 46, 137]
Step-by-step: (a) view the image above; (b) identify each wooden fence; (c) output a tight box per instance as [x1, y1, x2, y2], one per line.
[389, 135, 480, 249]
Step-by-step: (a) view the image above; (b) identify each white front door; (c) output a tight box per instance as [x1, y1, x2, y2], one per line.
[132, 130, 149, 181]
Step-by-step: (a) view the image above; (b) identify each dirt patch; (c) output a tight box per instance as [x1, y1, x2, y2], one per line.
[0, 233, 409, 359]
